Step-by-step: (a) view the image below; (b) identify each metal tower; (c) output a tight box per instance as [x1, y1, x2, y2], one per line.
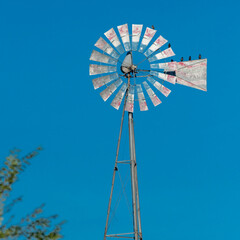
[89, 23, 207, 240]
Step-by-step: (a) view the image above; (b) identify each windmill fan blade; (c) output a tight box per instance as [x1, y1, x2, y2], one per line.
[117, 24, 131, 51]
[100, 79, 122, 101]
[150, 61, 177, 71]
[136, 84, 148, 111]
[147, 77, 171, 97]
[148, 47, 175, 62]
[132, 24, 143, 51]
[142, 81, 161, 106]
[95, 37, 120, 59]
[104, 28, 124, 54]
[90, 50, 118, 65]
[125, 84, 134, 113]
[139, 27, 157, 53]
[144, 35, 168, 57]
[150, 70, 176, 84]
[89, 64, 117, 75]
[92, 73, 119, 89]
[175, 59, 207, 91]
[111, 83, 127, 110]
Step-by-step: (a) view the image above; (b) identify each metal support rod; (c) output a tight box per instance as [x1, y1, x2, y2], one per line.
[129, 113, 142, 238]
[107, 232, 134, 236]
[128, 112, 139, 240]
[134, 164, 142, 240]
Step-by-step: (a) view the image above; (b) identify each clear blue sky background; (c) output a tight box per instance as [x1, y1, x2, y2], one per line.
[0, 0, 240, 239]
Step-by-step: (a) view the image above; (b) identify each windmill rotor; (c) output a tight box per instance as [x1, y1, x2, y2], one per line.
[90, 23, 207, 113]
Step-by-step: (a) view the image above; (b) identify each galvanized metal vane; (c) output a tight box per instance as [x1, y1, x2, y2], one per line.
[89, 23, 208, 113]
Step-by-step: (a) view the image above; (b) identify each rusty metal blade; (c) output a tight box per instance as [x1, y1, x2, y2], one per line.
[148, 47, 175, 62]
[104, 28, 124, 54]
[139, 27, 157, 53]
[117, 24, 131, 51]
[95, 37, 120, 59]
[90, 50, 118, 65]
[132, 24, 143, 51]
[125, 84, 134, 112]
[136, 84, 148, 111]
[150, 70, 176, 84]
[111, 83, 127, 110]
[150, 61, 177, 71]
[92, 73, 119, 89]
[100, 78, 123, 101]
[144, 35, 168, 57]
[147, 77, 171, 97]
[142, 81, 161, 106]
[89, 64, 117, 75]
[175, 59, 207, 91]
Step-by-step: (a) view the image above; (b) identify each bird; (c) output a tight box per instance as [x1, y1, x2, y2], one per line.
[189, 56, 191, 60]
[199, 54, 201, 59]
[181, 57, 183, 62]
[151, 25, 155, 29]
[168, 43, 171, 48]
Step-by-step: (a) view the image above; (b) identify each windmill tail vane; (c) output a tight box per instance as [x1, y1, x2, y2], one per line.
[89, 23, 207, 240]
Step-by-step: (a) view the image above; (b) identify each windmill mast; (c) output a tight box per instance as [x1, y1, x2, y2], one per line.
[104, 74, 142, 240]
[129, 111, 142, 240]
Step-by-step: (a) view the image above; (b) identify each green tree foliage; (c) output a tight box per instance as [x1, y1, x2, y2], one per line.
[0, 147, 65, 239]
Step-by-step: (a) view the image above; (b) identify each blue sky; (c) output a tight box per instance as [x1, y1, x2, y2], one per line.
[0, 0, 240, 239]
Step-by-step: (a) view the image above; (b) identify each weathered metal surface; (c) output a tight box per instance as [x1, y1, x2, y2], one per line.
[176, 78, 202, 90]
[121, 51, 132, 68]
[128, 112, 140, 240]
[92, 73, 119, 89]
[139, 27, 156, 53]
[125, 84, 134, 112]
[111, 83, 127, 110]
[104, 28, 124, 54]
[150, 70, 176, 84]
[136, 84, 148, 111]
[150, 61, 177, 71]
[176, 59, 207, 91]
[132, 24, 143, 51]
[95, 37, 120, 59]
[144, 35, 167, 57]
[147, 77, 171, 97]
[117, 24, 131, 51]
[148, 47, 175, 62]
[100, 79, 122, 101]
[121, 51, 132, 74]
[142, 81, 161, 106]
[90, 50, 118, 65]
[89, 64, 117, 75]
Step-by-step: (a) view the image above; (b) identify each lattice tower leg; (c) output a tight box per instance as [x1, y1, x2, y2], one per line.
[128, 112, 142, 240]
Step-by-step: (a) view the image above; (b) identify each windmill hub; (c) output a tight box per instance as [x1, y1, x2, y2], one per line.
[120, 51, 146, 80]
[131, 64, 137, 71]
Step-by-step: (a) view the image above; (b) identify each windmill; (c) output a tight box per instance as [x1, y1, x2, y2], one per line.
[89, 24, 207, 240]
